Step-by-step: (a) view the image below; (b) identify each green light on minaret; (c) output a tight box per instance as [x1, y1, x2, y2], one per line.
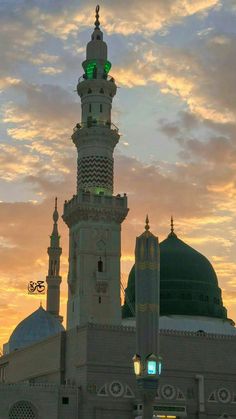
[85, 60, 97, 79]
[85, 60, 111, 79]
[104, 60, 111, 74]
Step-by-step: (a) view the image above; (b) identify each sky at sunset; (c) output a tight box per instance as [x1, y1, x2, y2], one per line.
[1, 0, 236, 351]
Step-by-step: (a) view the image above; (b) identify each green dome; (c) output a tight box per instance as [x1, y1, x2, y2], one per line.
[122, 231, 227, 319]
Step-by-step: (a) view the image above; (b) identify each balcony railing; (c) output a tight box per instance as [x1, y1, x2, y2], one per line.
[73, 120, 119, 133]
[77, 74, 115, 84]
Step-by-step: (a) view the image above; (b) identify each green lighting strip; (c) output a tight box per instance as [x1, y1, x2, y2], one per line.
[85, 60, 97, 79]
[104, 60, 111, 74]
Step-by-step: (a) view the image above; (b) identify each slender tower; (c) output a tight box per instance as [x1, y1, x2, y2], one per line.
[46, 198, 63, 321]
[63, 6, 128, 329]
[134, 216, 161, 419]
[135, 216, 160, 365]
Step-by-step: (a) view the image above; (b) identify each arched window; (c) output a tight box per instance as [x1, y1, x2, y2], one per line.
[100, 104, 103, 113]
[9, 401, 37, 419]
[88, 88, 92, 94]
[98, 258, 103, 272]
[89, 104, 92, 112]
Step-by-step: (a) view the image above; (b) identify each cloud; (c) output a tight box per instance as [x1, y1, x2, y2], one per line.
[37, 0, 221, 37]
[113, 32, 236, 125]
[0, 82, 79, 183]
[1, 148, 236, 348]
[39, 66, 63, 75]
[0, 77, 21, 90]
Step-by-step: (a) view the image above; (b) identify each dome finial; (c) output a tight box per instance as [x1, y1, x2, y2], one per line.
[95, 5, 100, 29]
[171, 215, 174, 234]
[168, 215, 177, 238]
[145, 214, 150, 231]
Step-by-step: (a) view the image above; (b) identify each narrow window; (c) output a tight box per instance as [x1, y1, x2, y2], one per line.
[98, 257, 103, 272]
[100, 104, 103, 113]
[88, 88, 92, 94]
[100, 88, 104, 94]
[89, 104, 92, 112]
[99, 296, 102, 304]
[50, 261, 53, 275]
[62, 397, 69, 405]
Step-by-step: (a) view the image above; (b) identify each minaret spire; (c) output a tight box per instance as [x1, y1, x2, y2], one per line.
[46, 198, 63, 321]
[51, 197, 59, 247]
[145, 214, 150, 231]
[95, 5, 100, 29]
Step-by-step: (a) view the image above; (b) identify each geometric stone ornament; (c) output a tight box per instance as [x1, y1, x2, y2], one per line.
[9, 401, 37, 419]
[208, 391, 217, 402]
[176, 388, 186, 401]
[217, 388, 231, 404]
[161, 384, 176, 400]
[108, 381, 124, 398]
[97, 384, 108, 397]
[124, 385, 135, 398]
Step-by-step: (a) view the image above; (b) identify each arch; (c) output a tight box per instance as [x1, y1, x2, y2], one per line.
[9, 400, 38, 419]
[98, 258, 103, 272]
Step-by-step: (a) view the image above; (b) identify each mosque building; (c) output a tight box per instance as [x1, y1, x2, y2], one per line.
[0, 6, 236, 419]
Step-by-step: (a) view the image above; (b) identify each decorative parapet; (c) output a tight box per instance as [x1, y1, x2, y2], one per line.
[63, 192, 128, 226]
[71, 123, 119, 150]
[84, 322, 236, 340]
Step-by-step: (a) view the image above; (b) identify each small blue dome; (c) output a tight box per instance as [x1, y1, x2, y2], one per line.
[9, 306, 65, 352]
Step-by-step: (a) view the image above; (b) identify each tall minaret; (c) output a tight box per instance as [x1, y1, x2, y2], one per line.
[63, 5, 128, 329]
[46, 198, 63, 321]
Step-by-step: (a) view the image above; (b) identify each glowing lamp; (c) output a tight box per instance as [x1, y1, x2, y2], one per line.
[158, 358, 162, 375]
[147, 360, 157, 375]
[146, 353, 157, 375]
[133, 354, 141, 376]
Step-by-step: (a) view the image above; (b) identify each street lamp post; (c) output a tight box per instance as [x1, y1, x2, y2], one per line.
[133, 216, 162, 419]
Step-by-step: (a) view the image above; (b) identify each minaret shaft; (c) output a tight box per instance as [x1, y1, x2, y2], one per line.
[135, 219, 160, 360]
[63, 7, 128, 329]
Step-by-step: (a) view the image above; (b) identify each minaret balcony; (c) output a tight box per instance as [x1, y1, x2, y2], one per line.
[63, 191, 128, 226]
[73, 120, 118, 133]
[65, 191, 127, 209]
[77, 74, 117, 98]
[78, 73, 115, 84]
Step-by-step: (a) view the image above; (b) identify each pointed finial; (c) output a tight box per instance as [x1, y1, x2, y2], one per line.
[145, 214, 150, 231]
[171, 215, 174, 234]
[95, 5, 100, 29]
[53, 197, 59, 223]
[168, 215, 177, 238]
